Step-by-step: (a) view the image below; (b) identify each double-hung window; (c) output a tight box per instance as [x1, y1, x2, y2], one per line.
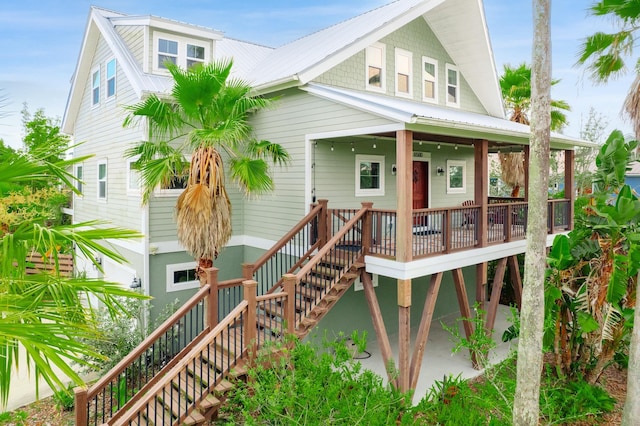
[97, 161, 107, 200]
[75, 165, 83, 195]
[158, 38, 178, 69]
[445, 64, 460, 107]
[187, 44, 205, 68]
[395, 48, 412, 98]
[91, 68, 100, 106]
[355, 155, 385, 197]
[422, 57, 438, 103]
[366, 43, 386, 92]
[106, 59, 116, 98]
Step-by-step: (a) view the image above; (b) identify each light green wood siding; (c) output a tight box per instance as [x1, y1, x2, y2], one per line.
[313, 17, 486, 114]
[116, 25, 145, 68]
[71, 34, 146, 233]
[245, 89, 395, 241]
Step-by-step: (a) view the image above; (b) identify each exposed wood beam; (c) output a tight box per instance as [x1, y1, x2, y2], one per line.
[396, 130, 413, 262]
[476, 263, 487, 312]
[485, 257, 508, 332]
[398, 306, 411, 392]
[452, 268, 477, 367]
[474, 139, 489, 247]
[361, 271, 395, 386]
[508, 255, 523, 310]
[409, 272, 443, 390]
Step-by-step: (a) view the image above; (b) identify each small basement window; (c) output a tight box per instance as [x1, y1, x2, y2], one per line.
[166, 262, 199, 292]
[356, 154, 385, 197]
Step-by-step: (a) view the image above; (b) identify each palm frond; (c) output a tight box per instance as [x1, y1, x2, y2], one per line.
[246, 139, 291, 166]
[229, 157, 274, 195]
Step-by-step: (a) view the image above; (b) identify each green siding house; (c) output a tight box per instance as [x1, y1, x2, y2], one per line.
[64, 1, 589, 423]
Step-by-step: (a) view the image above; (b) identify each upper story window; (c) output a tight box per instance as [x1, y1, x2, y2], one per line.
[366, 43, 386, 92]
[395, 48, 412, 98]
[154, 32, 209, 72]
[106, 59, 116, 98]
[158, 38, 178, 69]
[91, 68, 100, 106]
[97, 160, 107, 201]
[446, 64, 460, 107]
[422, 57, 438, 103]
[187, 44, 205, 68]
[127, 159, 140, 195]
[355, 154, 385, 197]
[75, 165, 83, 195]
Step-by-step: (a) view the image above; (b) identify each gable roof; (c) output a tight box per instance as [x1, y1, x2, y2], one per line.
[63, 0, 503, 133]
[246, 0, 503, 117]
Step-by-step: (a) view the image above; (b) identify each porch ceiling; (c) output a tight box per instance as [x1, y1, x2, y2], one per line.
[303, 83, 592, 150]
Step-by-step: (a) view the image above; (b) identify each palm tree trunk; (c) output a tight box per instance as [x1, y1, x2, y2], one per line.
[513, 0, 551, 423]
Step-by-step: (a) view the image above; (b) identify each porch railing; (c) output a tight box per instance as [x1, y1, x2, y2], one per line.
[365, 199, 571, 260]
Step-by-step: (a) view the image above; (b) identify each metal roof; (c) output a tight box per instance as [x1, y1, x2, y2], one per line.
[302, 83, 589, 148]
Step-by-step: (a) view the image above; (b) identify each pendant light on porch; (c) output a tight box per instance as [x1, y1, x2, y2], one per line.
[331, 143, 334, 151]
[437, 143, 441, 149]
[455, 144, 458, 150]
[351, 142, 355, 152]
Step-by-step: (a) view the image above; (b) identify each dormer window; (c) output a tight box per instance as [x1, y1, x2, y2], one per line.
[158, 39, 178, 69]
[366, 43, 386, 92]
[153, 32, 209, 72]
[187, 44, 205, 68]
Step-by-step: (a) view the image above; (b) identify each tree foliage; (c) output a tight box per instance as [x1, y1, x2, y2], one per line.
[124, 60, 289, 266]
[0, 149, 147, 403]
[21, 104, 70, 164]
[545, 130, 638, 384]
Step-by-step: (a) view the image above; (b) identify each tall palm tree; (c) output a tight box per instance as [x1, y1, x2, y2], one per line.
[499, 63, 571, 196]
[0, 150, 146, 403]
[124, 59, 289, 274]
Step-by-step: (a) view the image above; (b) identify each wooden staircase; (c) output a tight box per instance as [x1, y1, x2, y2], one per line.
[77, 201, 371, 426]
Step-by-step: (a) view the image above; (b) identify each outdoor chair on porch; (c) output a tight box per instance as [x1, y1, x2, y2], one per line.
[460, 200, 477, 228]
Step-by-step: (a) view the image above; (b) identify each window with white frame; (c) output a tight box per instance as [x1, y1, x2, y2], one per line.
[106, 58, 116, 98]
[445, 64, 460, 107]
[155, 159, 189, 196]
[355, 154, 385, 196]
[366, 43, 386, 92]
[127, 159, 140, 194]
[154, 32, 210, 72]
[166, 262, 199, 292]
[187, 44, 205, 68]
[395, 48, 412, 97]
[422, 57, 438, 103]
[91, 68, 100, 106]
[75, 165, 83, 195]
[97, 161, 107, 200]
[446, 160, 466, 194]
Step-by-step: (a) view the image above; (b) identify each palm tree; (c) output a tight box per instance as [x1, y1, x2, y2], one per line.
[499, 63, 571, 196]
[124, 59, 289, 275]
[0, 150, 146, 404]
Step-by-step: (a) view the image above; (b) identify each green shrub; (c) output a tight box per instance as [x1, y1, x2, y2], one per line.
[52, 385, 75, 411]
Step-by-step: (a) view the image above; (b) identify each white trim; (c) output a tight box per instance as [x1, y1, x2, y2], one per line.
[365, 233, 564, 280]
[106, 57, 117, 100]
[110, 16, 223, 40]
[446, 160, 466, 194]
[445, 63, 460, 108]
[126, 158, 141, 196]
[166, 261, 199, 292]
[306, 123, 404, 141]
[394, 47, 413, 98]
[97, 159, 107, 201]
[153, 31, 210, 73]
[354, 273, 378, 291]
[365, 42, 386, 93]
[106, 237, 145, 255]
[148, 234, 275, 255]
[421, 56, 438, 104]
[355, 154, 385, 197]
[91, 66, 100, 107]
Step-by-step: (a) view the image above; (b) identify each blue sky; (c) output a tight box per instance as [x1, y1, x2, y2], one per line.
[0, 0, 635, 148]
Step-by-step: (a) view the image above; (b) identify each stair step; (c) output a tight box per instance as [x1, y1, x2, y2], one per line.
[184, 410, 206, 425]
[200, 394, 221, 410]
[157, 382, 190, 417]
[215, 379, 234, 394]
[312, 265, 340, 278]
[300, 317, 317, 328]
[141, 401, 174, 425]
[172, 372, 204, 401]
[324, 294, 339, 303]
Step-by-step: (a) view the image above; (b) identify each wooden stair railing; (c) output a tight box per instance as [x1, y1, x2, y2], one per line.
[112, 279, 296, 426]
[74, 282, 217, 426]
[241, 200, 328, 298]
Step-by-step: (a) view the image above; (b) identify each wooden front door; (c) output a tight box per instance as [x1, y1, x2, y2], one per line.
[412, 161, 429, 209]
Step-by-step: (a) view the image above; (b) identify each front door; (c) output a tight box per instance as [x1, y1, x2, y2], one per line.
[412, 161, 429, 209]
